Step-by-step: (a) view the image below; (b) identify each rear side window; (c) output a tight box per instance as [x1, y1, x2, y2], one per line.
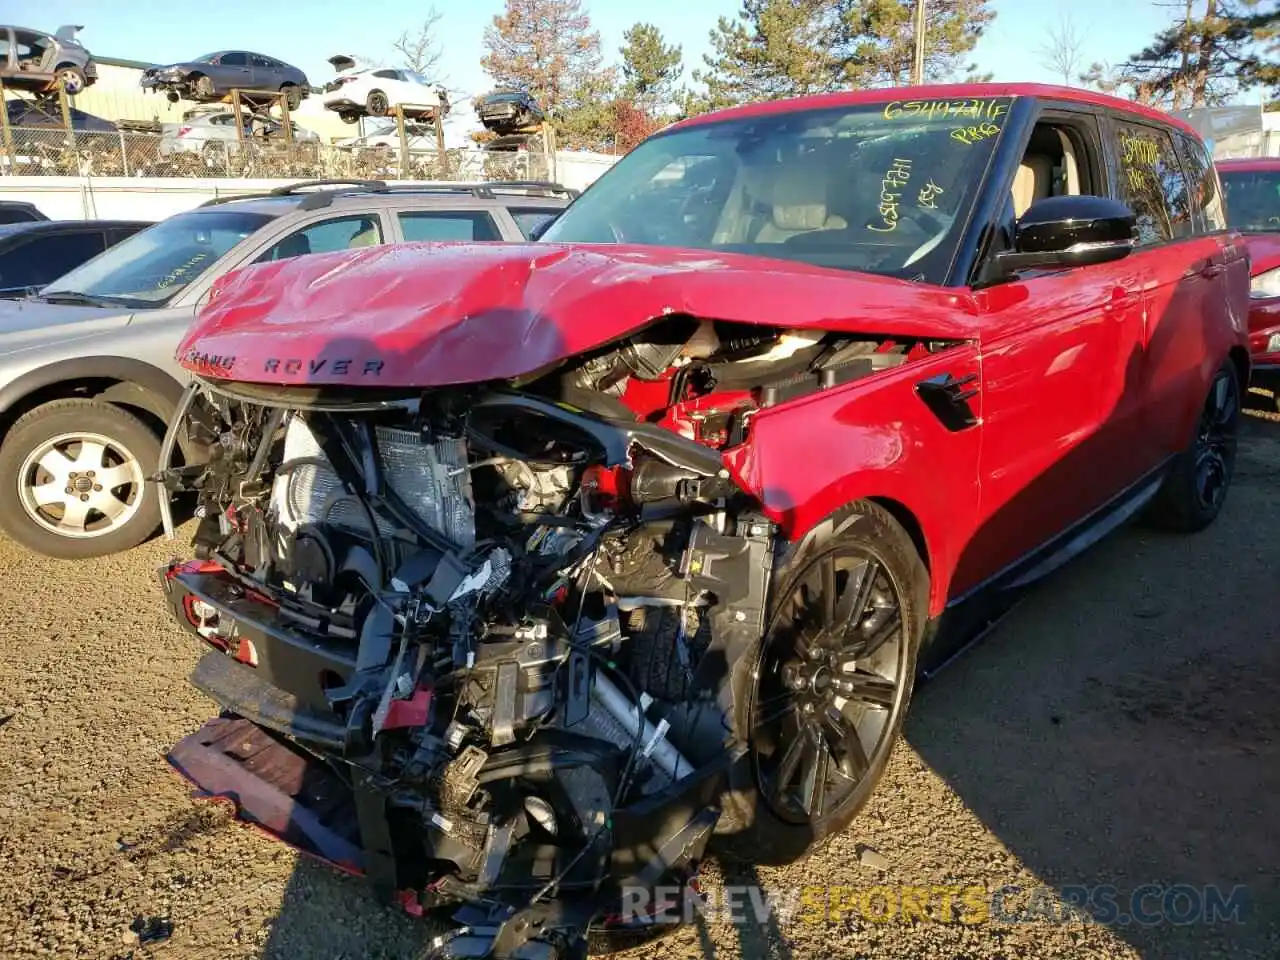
[398, 212, 501, 242]
[0, 231, 107, 290]
[1174, 132, 1227, 233]
[1113, 120, 1192, 245]
[508, 207, 559, 239]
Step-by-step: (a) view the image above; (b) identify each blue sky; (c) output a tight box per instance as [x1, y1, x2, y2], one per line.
[9, 0, 1246, 126]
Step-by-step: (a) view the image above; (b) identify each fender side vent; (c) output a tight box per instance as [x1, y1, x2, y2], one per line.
[915, 372, 979, 432]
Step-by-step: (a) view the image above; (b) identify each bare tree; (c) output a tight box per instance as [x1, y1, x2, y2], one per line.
[1038, 13, 1086, 86]
[394, 8, 446, 79]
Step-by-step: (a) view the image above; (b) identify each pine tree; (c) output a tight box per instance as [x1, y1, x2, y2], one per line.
[1120, 0, 1278, 109]
[691, 0, 843, 111]
[689, 0, 997, 113]
[480, 0, 614, 119]
[837, 0, 996, 87]
[620, 23, 684, 116]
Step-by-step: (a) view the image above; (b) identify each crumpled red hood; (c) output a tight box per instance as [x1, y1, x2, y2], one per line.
[178, 241, 978, 386]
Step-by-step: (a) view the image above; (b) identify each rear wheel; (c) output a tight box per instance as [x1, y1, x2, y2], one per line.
[366, 90, 389, 117]
[717, 501, 927, 865]
[1144, 360, 1240, 533]
[56, 65, 86, 96]
[0, 399, 162, 559]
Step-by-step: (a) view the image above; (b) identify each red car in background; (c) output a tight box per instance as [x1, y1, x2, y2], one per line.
[155, 84, 1250, 958]
[1218, 157, 1280, 403]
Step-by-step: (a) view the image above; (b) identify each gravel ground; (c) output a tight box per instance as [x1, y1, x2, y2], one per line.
[1, 413, 1278, 960]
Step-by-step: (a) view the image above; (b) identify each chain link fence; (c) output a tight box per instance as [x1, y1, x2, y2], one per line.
[0, 126, 553, 182]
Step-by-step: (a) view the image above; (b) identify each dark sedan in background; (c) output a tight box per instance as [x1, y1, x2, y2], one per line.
[476, 89, 544, 134]
[0, 201, 48, 225]
[139, 50, 309, 109]
[0, 219, 150, 298]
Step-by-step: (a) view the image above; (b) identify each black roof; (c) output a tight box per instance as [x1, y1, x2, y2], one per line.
[0, 200, 48, 221]
[0, 219, 152, 245]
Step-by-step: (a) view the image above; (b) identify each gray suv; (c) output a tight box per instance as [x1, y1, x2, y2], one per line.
[0, 179, 572, 558]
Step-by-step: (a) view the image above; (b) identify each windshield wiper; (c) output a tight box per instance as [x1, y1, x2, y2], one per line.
[35, 290, 145, 307]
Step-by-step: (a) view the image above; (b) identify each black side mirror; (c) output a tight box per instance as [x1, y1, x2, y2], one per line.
[991, 195, 1136, 280]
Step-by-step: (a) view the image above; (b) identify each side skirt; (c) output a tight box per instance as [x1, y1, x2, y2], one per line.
[917, 458, 1172, 680]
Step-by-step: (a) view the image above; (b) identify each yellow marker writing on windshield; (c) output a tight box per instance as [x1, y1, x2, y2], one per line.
[884, 99, 1009, 122]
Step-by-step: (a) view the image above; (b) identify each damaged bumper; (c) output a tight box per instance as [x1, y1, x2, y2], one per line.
[159, 559, 733, 957]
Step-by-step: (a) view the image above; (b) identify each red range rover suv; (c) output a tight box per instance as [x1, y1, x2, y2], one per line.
[154, 84, 1250, 958]
[1217, 157, 1280, 402]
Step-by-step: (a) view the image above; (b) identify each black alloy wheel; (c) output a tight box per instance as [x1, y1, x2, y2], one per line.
[1145, 359, 1241, 533]
[1193, 364, 1240, 514]
[750, 547, 911, 825]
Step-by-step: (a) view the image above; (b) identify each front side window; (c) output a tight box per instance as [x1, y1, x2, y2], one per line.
[509, 207, 559, 239]
[255, 215, 383, 263]
[1219, 168, 1280, 233]
[1113, 121, 1192, 245]
[220, 52, 247, 67]
[540, 97, 1014, 284]
[40, 209, 272, 306]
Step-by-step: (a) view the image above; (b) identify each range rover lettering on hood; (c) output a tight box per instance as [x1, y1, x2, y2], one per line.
[176, 241, 979, 387]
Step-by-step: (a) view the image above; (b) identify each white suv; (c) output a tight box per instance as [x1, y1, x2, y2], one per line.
[321, 56, 447, 125]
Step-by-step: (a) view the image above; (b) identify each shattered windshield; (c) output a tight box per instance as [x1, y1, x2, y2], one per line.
[541, 97, 1012, 284]
[1220, 169, 1280, 232]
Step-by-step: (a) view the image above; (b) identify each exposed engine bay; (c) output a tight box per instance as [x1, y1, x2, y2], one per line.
[156, 317, 922, 958]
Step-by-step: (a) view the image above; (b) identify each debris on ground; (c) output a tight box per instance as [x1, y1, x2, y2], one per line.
[129, 916, 174, 946]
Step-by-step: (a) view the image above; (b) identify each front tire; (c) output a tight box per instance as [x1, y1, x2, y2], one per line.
[717, 500, 928, 866]
[281, 83, 302, 111]
[1144, 360, 1240, 533]
[0, 399, 162, 559]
